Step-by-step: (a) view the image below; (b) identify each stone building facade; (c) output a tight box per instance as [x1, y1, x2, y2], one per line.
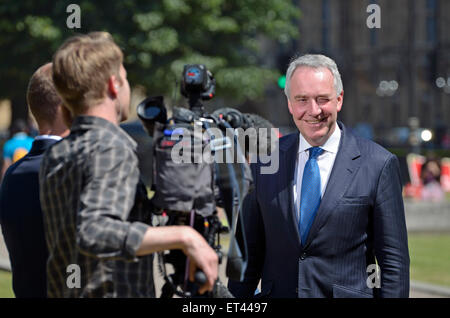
[253, 0, 449, 145]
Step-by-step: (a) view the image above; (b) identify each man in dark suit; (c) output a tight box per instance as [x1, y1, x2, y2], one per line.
[228, 54, 410, 298]
[0, 63, 70, 297]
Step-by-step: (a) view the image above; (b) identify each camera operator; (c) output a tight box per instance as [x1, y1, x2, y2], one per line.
[39, 31, 218, 297]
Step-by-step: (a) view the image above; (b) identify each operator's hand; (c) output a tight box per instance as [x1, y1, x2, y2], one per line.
[181, 226, 219, 294]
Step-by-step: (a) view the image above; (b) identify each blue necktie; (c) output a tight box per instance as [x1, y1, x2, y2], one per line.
[299, 147, 324, 245]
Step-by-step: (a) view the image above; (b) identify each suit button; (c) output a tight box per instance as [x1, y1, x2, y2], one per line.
[300, 252, 307, 260]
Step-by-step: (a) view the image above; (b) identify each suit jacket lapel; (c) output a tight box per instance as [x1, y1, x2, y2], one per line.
[279, 133, 303, 248]
[303, 122, 361, 248]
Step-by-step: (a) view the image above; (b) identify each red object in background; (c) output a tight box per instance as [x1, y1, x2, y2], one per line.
[404, 183, 423, 198]
[404, 153, 426, 199]
[277, 130, 283, 138]
[441, 158, 450, 192]
[161, 140, 176, 148]
[404, 154, 450, 198]
[407, 153, 426, 186]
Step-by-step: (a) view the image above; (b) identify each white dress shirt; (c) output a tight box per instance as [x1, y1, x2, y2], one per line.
[34, 135, 63, 141]
[293, 126, 341, 221]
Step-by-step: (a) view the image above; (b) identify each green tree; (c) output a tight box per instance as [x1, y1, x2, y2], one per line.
[0, 0, 300, 121]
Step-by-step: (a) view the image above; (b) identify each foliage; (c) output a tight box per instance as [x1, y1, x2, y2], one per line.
[0, 0, 300, 118]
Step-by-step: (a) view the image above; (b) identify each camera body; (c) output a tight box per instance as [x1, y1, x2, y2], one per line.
[137, 64, 251, 298]
[181, 64, 215, 103]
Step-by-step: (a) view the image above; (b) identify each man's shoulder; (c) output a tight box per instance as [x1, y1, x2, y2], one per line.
[347, 130, 396, 166]
[279, 132, 298, 143]
[278, 132, 298, 152]
[42, 130, 136, 178]
[354, 134, 393, 157]
[43, 137, 70, 161]
[50, 126, 131, 152]
[2, 150, 39, 178]
[86, 124, 136, 152]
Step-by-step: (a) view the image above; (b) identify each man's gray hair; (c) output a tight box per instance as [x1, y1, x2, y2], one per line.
[284, 54, 343, 99]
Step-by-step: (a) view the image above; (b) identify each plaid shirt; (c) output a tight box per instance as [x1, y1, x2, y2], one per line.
[39, 116, 154, 297]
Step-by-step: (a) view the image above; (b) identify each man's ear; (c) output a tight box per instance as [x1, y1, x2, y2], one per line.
[108, 76, 119, 97]
[336, 90, 344, 112]
[287, 98, 294, 115]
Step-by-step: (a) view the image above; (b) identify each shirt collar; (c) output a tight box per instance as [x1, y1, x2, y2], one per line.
[71, 115, 137, 149]
[298, 124, 341, 154]
[35, 135, 63, 141]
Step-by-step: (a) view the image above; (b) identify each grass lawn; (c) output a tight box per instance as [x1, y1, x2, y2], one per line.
[0, 270, 14, 298]
[408, 233, 450, 287]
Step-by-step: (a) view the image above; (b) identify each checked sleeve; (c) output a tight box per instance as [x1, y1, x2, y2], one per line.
[76, 142, 149, 261]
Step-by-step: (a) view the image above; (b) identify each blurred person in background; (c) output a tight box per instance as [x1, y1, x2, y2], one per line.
[421, 158, 444, 202]
[1, 119, 34, 179]
[0, 62, 70, 297]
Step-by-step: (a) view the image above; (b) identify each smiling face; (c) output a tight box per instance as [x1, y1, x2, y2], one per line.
[287, 66, 343, 147]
